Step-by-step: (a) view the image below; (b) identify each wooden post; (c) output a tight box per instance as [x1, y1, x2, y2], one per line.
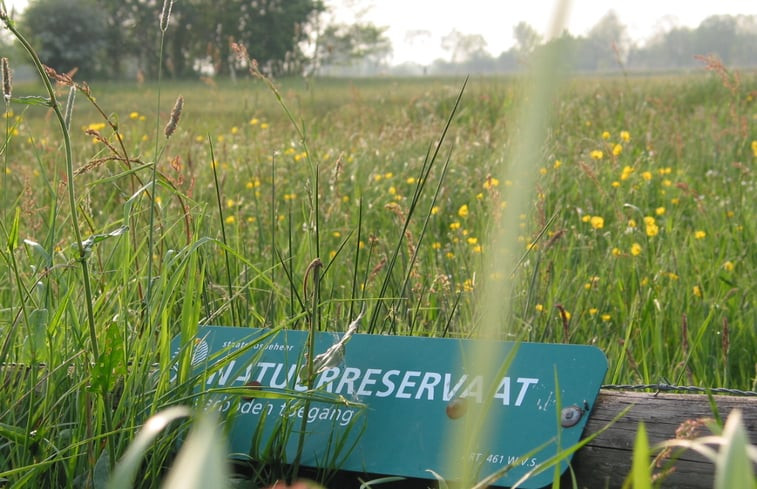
[570, 389, 757, 489]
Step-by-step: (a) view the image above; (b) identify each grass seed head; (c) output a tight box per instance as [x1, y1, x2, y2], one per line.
[160, 0, 174, 32]
[164, 95, 184, 138]
[2, 57, 11, 102]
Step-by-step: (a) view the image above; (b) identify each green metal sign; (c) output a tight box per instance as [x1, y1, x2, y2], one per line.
[171, 326, 607, 488]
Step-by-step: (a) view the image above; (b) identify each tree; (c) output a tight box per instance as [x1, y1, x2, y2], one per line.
[207, 0, 325, 76]
[513, 22, 541, 56]
[586, 11, 629, 69]
[86, 0, 325, 79]
[441, 30, 487, 64]
[313, 22, 391, 74]
[21, 0, 108, 78]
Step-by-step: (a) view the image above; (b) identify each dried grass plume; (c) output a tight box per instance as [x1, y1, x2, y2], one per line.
[164, 95, 184, 138]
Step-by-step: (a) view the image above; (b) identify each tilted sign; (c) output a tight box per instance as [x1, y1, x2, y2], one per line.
[171, 326, 607, 488]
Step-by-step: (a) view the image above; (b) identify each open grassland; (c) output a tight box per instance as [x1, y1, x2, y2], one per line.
[1, 71, 755, 485]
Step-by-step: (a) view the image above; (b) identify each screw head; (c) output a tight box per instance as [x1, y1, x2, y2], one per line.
[560, 404, 584, 427]
[446, 397, 468, 419]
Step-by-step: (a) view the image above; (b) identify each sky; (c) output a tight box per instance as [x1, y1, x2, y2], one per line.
[4, 0, 756, 65]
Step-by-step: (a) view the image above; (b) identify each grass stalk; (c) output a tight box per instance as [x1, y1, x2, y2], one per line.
[208, 136, 238, 326]
[367, 78, 468, 334]
[145, 0, 173, 326]
[292, 257, 323, 479]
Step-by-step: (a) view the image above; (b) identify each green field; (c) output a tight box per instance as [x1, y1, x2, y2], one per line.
[2, 66, 756, 486]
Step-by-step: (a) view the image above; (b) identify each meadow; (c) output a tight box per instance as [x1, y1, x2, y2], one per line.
[1, 50, 756, 487]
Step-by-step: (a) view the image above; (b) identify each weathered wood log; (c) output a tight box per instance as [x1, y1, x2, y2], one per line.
[570, 389, 757, 489]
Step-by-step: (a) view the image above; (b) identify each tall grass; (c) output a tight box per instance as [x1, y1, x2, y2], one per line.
[0, 2, 755, 486]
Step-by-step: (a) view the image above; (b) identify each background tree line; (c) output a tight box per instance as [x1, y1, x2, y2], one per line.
[1, 1, 755, 79]
[415, 12, 757, 76]
[3, 0, 390, 79]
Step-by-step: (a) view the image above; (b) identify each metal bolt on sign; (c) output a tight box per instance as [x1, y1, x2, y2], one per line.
[560, 404, 585, 427]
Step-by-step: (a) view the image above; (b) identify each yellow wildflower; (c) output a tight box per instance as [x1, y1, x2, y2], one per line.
[655, 207, 666, 216]
[590, 216, 604, 229]
[630, 243, 642, 256]
[694, 230, 706, 239]
[612, 144, 622, 156]
[458, 204, 469, 218]
[620, 130, 630, 142]
[590, 150, 603, 160]
[86, 122, 106, 131]
[601, 131, 611, 139]
[483, 176, 499, 189]
[723, 261, 735, 272]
